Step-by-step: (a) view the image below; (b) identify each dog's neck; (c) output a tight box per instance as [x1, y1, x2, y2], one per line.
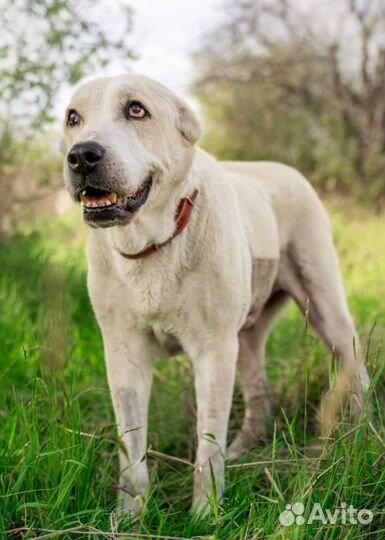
[119, 189, 199, 260]
[98, 163, 202, 259]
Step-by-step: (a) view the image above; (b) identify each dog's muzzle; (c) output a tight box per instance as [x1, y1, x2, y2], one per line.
[67, 142, 153, 228]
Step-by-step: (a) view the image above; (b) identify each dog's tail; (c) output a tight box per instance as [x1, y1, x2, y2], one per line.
[318, 339, 370, 437]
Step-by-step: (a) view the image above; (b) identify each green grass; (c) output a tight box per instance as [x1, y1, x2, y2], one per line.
[1, 204, 385, 539]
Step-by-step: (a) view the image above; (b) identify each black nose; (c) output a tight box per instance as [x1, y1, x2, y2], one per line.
[67, 142, 105, 175]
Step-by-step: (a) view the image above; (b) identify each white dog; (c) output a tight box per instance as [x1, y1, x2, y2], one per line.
[62, 74, 370, 515]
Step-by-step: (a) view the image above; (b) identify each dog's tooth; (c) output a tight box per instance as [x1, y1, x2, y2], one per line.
[82, 195, 115, 209]
[109, 193, 118, 203]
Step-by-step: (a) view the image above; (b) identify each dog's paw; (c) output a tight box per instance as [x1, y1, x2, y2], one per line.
[117, 491, 145, 518]
[226, 437, 247, 461]
[191, 493, 212, 518]
[191, 458, 225, 518]
[227, 429, 266, 460]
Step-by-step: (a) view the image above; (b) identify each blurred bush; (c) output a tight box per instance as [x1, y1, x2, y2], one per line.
[195, 0, 385, 208]
[0, 134, 63, 232]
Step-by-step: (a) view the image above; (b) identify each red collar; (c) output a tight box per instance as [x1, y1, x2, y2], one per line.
[119, 189, 199, 260]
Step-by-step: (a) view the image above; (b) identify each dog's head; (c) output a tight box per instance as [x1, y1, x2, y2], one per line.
[62, 74, 201, 228]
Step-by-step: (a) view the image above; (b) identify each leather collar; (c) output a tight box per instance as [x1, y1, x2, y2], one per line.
[119, 188, 199, 260]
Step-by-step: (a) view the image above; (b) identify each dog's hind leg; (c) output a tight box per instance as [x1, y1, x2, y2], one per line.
[227, 291, 289, 460]
[279, 200, 370, 436]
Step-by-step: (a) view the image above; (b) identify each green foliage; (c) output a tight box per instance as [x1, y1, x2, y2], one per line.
[1, 206, 385, 537]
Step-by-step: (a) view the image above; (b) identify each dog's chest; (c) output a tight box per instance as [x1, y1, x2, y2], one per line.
[119, 263, 183, 324]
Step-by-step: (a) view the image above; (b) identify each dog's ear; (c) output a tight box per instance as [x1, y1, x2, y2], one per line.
[175, 98, 202, 145]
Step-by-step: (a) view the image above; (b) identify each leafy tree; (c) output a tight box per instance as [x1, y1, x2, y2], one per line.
[195, 0, 385, 206]
[0, 0, 134, 131]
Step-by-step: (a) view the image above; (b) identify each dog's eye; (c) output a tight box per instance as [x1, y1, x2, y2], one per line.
[67, 110, 81, 127]
[126, 101, 148, 119]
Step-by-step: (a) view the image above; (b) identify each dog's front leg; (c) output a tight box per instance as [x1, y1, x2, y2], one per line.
[188, 334, 239, 515]
[103, 331, 153, 516]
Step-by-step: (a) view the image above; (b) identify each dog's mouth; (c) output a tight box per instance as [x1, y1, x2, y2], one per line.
[79, 175, 153, 227]
[80, 188, 119, 209]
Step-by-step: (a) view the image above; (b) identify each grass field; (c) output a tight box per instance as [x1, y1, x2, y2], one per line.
[1, 203, 385, 539]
